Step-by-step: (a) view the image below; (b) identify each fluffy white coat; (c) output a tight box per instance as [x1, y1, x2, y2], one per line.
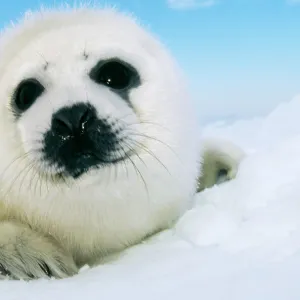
[0, 6, 243, 279]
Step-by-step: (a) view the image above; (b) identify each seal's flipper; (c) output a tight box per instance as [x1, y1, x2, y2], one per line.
[197, 138, 245, 192]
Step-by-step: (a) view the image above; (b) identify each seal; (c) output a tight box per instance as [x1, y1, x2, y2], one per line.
[0, 6, 244, 280]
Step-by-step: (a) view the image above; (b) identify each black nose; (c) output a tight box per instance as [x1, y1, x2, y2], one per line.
[43, 102, 125, 179]
[52, 103, 96, 136]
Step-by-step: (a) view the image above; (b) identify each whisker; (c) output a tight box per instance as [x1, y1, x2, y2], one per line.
[117, 143, 149, 199]
[124, 129, 180, 162]
[120, 139, 147, 169]
[2, 160, 35, 199]
[126, 137, 171, 175]
[0, 152, 29, 182]
[117, 113, 171, 133]
[126, 120, 171, 132]
[28, 161, 41, 196]
[17, 160, 37, 198]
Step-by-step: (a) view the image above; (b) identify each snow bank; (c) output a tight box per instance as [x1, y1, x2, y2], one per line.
[3, 95, 300, 300]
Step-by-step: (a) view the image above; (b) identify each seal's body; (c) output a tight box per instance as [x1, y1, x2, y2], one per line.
[0, 7, 244, 280]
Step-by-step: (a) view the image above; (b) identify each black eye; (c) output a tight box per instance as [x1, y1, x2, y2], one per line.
[13, 78, 45, 113]
[90, 59, 139, 90]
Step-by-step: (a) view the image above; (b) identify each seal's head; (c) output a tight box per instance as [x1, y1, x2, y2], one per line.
[0, 7, 199, 261]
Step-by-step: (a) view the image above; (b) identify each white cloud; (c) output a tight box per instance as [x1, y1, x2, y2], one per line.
[167, 0, 217, 10]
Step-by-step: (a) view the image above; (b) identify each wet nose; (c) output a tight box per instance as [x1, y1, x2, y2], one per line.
[51, 103, 96, 136]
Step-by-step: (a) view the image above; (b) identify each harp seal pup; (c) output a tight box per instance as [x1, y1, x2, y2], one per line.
[0, 6, 244, 280]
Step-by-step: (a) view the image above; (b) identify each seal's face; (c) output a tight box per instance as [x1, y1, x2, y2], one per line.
[13, 56, 142, 179]
[6, 17, 156, 180]
[0, 9, 199, 205]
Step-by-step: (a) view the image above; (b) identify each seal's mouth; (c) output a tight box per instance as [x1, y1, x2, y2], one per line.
[53, 149, 135, 179]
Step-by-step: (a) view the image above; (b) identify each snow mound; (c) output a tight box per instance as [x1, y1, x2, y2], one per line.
[3, 95, 300, 300]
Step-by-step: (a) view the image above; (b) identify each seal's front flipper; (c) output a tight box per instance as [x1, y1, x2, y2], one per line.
[197, 138, 245, 192]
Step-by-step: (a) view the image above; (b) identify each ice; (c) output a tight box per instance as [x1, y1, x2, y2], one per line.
[3, 95, 300, 299]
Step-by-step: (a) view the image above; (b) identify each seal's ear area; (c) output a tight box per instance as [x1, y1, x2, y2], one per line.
[197, 138, 246, 192]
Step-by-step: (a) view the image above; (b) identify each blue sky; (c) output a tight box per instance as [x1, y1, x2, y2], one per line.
[1, 0, 300, 123]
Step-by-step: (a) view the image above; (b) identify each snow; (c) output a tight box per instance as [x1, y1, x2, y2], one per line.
[3, 95, 300, 299]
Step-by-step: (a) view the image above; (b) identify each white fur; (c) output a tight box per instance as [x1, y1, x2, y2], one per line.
[0, 6, 245, 278]
[0, 6, 200, 268]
